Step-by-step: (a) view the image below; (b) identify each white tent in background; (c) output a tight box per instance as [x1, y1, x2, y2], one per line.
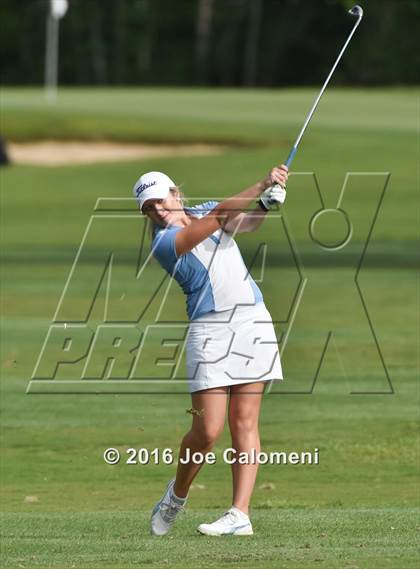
[45, 0, 69, 101]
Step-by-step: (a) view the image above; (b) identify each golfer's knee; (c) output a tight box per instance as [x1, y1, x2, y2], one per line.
[229, 416, 258, 437]
[189, 424, 223, 448]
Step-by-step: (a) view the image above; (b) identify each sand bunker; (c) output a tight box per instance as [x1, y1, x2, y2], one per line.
[7, 141, 225, 166]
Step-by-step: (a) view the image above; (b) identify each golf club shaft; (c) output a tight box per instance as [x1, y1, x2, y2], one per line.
[284, 8, 363, 169]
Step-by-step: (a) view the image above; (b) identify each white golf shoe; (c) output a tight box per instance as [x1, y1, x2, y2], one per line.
[197, 506, 253, 536]
[150, 478, 187, 536]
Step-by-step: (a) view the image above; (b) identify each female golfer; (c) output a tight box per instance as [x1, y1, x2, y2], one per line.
[133, 165, 288, 536]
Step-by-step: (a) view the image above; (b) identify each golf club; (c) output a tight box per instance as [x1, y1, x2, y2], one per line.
[266, 4, 363, 200]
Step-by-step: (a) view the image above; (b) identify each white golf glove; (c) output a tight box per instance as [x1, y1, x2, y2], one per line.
[258, 184, 287, 211]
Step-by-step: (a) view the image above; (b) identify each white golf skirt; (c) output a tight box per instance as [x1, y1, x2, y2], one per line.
[186, 302, 283, 393]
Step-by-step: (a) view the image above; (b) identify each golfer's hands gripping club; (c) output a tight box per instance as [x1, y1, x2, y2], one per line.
[259, 165, 288, 211]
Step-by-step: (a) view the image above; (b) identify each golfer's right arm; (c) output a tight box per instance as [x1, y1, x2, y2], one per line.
[175, 166, 288, 256]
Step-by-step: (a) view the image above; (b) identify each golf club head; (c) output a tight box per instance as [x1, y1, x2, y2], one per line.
[349, 5, 363, 18]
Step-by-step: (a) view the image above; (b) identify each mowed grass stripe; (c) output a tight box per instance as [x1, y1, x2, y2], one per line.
[2, 88, 417, 143]
[1, 508, 419, 569]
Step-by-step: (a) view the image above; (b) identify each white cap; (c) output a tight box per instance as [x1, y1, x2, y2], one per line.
[133, 171, 176, 210]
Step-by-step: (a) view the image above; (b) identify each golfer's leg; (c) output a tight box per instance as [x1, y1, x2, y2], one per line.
[228, 381, 266, 515]
[173, 386, 229, 498]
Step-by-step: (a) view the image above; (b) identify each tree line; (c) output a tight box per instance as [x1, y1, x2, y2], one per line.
[1, 0, 418, 86]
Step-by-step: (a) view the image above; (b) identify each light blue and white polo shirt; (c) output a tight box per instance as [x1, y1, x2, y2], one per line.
[151, 201, 263, 320]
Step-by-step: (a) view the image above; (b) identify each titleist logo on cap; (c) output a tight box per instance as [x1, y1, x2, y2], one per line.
[135, 180, 157, 197]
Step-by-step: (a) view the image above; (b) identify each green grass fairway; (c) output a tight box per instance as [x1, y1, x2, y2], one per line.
[1, 88, 419, 568]
[2, 509, 419, 569]
[1, 87, 417, 145]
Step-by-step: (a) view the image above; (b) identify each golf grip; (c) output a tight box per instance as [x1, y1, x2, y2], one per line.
[257, 146, 295, 210]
